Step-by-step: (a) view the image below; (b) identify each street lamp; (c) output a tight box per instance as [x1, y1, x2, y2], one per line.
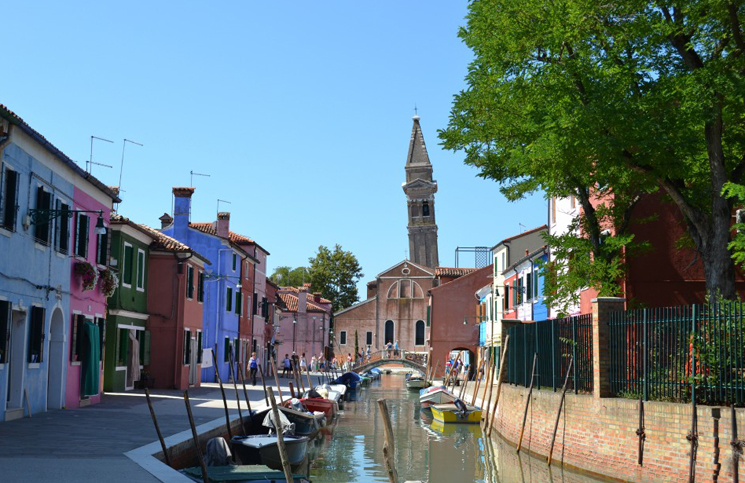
[292, 319, 297, 352]
[312, 316, 317, 357]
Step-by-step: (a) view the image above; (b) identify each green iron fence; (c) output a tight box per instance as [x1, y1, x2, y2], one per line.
[609, 303, 745, 405]
[506, 314, 593, 394]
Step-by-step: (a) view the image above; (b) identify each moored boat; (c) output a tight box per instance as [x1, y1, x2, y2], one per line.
[182, 465, 311, 483]
[330, 371, 362, 390]
[405, 374, 429, 389]
[419, 386, 457, 407]
[430, 399, 482, 424]
[231, 434, 309, 469]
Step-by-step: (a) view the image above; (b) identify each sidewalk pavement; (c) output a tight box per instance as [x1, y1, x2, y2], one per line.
[0, 374, 317, 482]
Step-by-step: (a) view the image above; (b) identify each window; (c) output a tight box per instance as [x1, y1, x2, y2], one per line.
[226, 287, 233, 312]
[235, 290, 242, 315]
[116, 328, 128, 366]
[75, 213, 89, 258]
[232, 253, 237, 271]
[526, 272, 533, 301]
[54, 200, 70, 254]
[339, 331, 347, 345]
[252, 293, 258, 315]
[261, 297, 268, 319]
[184, 330, 191, 365]
[224, 337, 231, 362]
[246, 295, 252, 318]
[197, 331, 203, 363]
[384, 320, 394, 344]
[504, 284, 510, 311]
[410, 204, 418, 219]
[415, 320, 425, 346]
[186, 266, 194, 299]
[366, 331, 373, 346]
[96, 231, 109, 266]
[96, 317, 106, 362]
[502, 252, 506, 272]
[122, 243, 134, 287]
[71, 314, 87, 362]
[234, 337, 239, 363]
[140, 330, 151, 366]
[136, 249, 145, 290]
[1, 165, 19, 231]
[426, 305, 430, 327]
[534, 270, 540, 298]
[33, 186, 53, 245]
[197, 271, 204, 302]
[29, 307, 46, 362]
[494, 256, 498, 276]
[422, 201, 430, 217]
[0, 300, 10, 364]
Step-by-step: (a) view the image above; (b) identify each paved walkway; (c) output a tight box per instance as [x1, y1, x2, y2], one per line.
[0, 375, 312, 482]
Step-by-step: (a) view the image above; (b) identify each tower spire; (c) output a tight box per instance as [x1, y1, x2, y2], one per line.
[402, 115, 439, 268]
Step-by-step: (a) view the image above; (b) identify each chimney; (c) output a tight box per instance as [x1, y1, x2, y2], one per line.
[159, 213, 173, 229]
[313, 292, 322, 303]
[216, 212, 230, 239]
[525, 249, 529, 256]
[172, 187, 195, 238]
[298, 287, 308, 314]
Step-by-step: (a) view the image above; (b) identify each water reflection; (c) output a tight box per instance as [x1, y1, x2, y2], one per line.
[309, 374, 605, 483]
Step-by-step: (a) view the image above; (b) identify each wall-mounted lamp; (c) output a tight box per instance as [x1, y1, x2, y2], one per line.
[27, 208, 107, 235]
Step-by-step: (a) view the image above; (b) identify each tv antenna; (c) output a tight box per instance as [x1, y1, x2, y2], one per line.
[88, 136, 114, 174]
[190, 170, 210, 187]
[118, 138, 143, 190]
[519, 222, 526, 232]
[217, 199, 231, 213]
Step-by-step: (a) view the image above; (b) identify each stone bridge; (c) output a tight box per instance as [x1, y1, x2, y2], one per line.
[352, 350, 426, 374]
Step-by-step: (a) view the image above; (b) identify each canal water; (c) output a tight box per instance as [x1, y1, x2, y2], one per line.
[307, 374, 606, 483]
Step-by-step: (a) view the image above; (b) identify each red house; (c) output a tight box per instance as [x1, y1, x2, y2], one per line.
[140, 224, 209, 390]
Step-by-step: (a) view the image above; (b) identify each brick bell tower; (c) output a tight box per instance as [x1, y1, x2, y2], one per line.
[402, 114, 439, 268]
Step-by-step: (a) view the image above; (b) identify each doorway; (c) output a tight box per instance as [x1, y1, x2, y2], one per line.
[47, 309, 65, 409]
[384, 320, 394, 345]
[7, 309, 27, 409]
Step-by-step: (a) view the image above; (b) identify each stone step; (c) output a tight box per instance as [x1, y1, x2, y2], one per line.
[5, 407, 25, 421]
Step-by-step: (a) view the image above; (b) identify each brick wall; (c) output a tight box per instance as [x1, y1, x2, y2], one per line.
[492, 384, 745, 482]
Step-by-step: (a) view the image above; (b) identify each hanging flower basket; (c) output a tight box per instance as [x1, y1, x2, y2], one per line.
[98, 268, 119, 297]
[74, 261, 99, 292]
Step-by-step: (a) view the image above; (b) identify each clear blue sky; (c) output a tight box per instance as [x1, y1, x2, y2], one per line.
[3, 1, 546, 294]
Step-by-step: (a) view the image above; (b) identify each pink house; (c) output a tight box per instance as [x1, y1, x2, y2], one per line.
[66, 186, 116, 409]
[276, 287, 332, 365]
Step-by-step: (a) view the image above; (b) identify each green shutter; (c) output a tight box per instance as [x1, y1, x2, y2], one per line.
[426, 305, 431, 327]
[227, 287, 233, 312]
[123, 244, 134, 285]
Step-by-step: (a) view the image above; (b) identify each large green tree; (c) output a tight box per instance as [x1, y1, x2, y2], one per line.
[441, 0, 745, 303]
[308, 244, 364, 312]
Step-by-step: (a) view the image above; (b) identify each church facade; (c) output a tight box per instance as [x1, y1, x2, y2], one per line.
[333, 115, 443, 355]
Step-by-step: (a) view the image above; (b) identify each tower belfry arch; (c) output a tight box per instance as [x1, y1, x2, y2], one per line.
[403, 115, 439, 268]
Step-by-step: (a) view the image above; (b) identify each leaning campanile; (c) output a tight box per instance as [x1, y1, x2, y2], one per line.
[402, 115, 439, 268]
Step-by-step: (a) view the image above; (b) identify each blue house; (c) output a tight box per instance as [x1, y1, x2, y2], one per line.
[161, 187, 254, 382]
[0, 104, 119, 421]
[506, 246, 548, 322]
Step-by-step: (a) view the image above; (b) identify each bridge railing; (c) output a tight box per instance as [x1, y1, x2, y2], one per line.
[353, 349, 428, 369]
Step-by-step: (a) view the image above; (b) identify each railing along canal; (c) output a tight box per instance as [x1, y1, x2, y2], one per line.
[506, 314, 594, 393]
[609, 303, 745, 405]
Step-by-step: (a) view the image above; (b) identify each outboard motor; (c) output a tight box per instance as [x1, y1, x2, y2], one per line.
[453, 398, 468, 419]
[204, 437, 232, 466]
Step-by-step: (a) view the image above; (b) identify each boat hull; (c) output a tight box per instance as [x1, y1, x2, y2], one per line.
[406, 378, 428, 389]
[431, 404, 482, 424]
[231, 435, 309, 469]
[419, 388, 457, 407]
[301, 398, 337, 418]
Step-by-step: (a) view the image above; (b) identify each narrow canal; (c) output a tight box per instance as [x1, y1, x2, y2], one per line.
[306, 374, 606, 483]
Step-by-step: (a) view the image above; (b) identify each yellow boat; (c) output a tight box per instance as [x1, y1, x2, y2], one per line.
[430, 401, 482, 424]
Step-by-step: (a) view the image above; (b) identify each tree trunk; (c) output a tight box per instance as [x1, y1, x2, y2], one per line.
[700, 203, 737, 302]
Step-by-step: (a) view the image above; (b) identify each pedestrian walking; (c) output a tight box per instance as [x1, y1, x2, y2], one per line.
[300, 353, 307, 372]
[365, 346, 370, 362]
[282, 353, 291, 378]
[394, 340, 400, 357]
[386, 341, 393, 359]
[248, 352, 259, 385]
[311, 355, 317, 372]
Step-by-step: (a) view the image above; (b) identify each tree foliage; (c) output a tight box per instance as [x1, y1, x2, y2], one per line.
[308, 244, 364, 313]
[270, 266, 310, 288]
[441, 0, 745, 302]
[723, 182, 745, 267]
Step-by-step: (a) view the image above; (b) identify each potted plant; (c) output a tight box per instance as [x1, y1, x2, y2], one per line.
[99, 269, 119, 297]
[74, 261, 99, 292]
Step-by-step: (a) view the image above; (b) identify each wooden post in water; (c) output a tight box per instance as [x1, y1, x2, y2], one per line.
[257, 365, 269, 406]
[236, 363, 253, 422]
[289, 382, 296, 399]
[228, 354, 246, 436]
[145, 388, 172, 467]
[482, 351, 497, 431]
[377, 398, 399, 483]
[268, 387, 294, 483]
[213, 345, 233, 440]
[516, 352, 538, 453]
[479, 350, 494, 429]
[184, 391, 210, 483]
[487, 335, 511, 437]
[471, 353, 485, 406]
[547, 356, 573, 465]
[446, 352, 462, 390]
[271, 354, 285, 403]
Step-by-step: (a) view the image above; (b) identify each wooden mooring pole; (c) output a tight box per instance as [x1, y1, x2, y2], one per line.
[268, 387, 294, 483]
[377, 398, 400, 483]
[257, 365, 269, 406]
[236, 363, 253, 422]
[228, 354, 246, 436]
[183, 391, 210, 483]
[271, 354, 285, 403]
[487, 334, 510, 437]
[547, 356, 573, 465]
[483, 351, 498, 432]
[145, 388, 172, 467]
[516, 352, 538, 454]
[479, 350, 494, 430]
[471, 353, 485, 406]
[213, 345, 233, 440]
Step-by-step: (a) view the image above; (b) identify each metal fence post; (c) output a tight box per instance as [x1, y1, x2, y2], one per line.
[643, 309, 648, 402]
[572, 316, 578, 394]
[691, 304, 697, 404]
[551, 319, 556, 392]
